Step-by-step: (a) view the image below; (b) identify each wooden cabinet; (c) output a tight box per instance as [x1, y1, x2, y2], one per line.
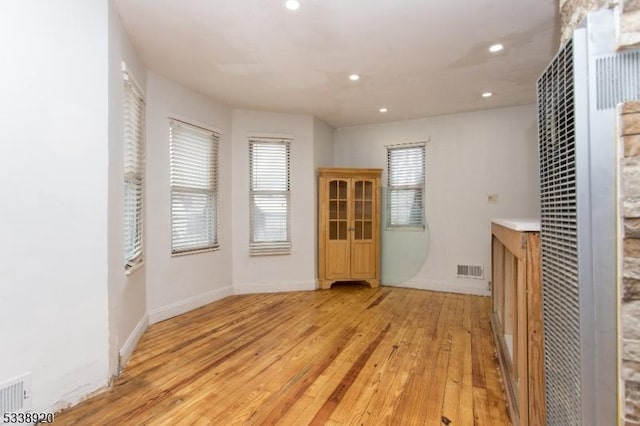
[490, 221, 545, 426]
[317, 168, 382, 289]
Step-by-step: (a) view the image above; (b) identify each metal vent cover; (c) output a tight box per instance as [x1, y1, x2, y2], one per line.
[596, 49, 640, 110]
[0, 373, 31, 417]
[456, 264, 483, 279]
[537, 37, 584, 426]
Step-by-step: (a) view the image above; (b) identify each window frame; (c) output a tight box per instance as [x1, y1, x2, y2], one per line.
[249, 137, 292, 256]
[169, 118, 220, 255]
[123, 71, 145, 270]
[386, 143, 426, 230]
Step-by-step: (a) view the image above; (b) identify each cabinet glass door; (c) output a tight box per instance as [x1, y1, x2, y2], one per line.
[329, 180, 348, 240]
[350, 179, 376, 279]
[354, 180, 373, 240]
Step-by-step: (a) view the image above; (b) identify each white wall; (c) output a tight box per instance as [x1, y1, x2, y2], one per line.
[313, 117, 335, 169]
[0, 2, 539, 412]
[0, 0, 111, 411]
[145, 73, 234, 323]
[231, 110, 317, 293]
[108, 1, 148, 368]
[312, 117, 335, 278]
[335, 104, 540, 295]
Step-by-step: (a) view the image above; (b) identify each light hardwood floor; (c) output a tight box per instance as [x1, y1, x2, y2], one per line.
[56, 285, 510, 425]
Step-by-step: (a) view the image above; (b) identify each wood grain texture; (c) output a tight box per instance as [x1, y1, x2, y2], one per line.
[491, 223, 526, 261]
[491, 226, 545, 426]
[318, 168, 382, 290]
[526, 233, 546, 426]
[57, 285, 510, 425]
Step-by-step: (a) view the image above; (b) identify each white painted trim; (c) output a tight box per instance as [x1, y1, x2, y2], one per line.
[385, 139, 429, 148]
[55, 380, 110, 413]
[171, 246, 219, 257]
[148, 285, 234, 324]
[125, 259, 144, 276]
[119, 314, 148, 368]
[121, 61, 146, 97]
[233, 280, 316, 295]
[169, 114, 223, 136]
[247, 132, 294, 141]
[386, 279, 490, 296]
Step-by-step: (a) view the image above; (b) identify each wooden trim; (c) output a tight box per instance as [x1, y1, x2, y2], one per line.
[491, 223, 526, 261]
[318, 168, 383, 178]
[317, 176, 327, 288]
[369, 176, 384, 280]
[491, 313, 520, 426]
[526, 233, 546, 426]
[490, 225, 545, 426]
[517, 256, 529, 424]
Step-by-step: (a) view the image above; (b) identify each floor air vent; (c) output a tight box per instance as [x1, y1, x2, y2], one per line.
[457, 264, 483, 279]
[0, 374, 31, 418]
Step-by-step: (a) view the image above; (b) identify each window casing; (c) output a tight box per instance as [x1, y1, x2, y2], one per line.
[123, 75, 145, 267]
[169, 119, 219, 254]
[249, 138, 291, 255]
[386, 144, 425, 229]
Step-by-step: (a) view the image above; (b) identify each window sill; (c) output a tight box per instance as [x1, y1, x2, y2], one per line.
[125, 259, 144, 276]
[385, 226, 426, 232]
[249, 250, 291, 257]
[171, 246, 219, 257]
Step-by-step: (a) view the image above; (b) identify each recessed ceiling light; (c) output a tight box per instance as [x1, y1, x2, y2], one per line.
[349, 74, 360, 81]
[482, 92, 493, 98]
[285, 0, 300, 11]
[379, 107, 388, 113]
[489, 43, 504, 53]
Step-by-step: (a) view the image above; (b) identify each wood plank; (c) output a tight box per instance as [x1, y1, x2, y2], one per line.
[333, 291, 428, 424]
[504, 250, 515, 336]
[517, 256, 529, 424]
[527, 232, 546, 426]
[494, 239, 505, 333]
[56, 286, 510, 425]
[491, 223, 526, 261]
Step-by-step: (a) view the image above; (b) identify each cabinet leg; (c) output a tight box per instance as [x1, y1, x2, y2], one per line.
[318, 280, 333, 289]
[365, 279, 380, 288]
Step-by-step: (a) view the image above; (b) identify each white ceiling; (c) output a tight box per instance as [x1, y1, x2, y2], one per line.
[114, 0, 559, 128]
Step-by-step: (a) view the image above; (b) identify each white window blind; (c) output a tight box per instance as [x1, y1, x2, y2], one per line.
[387, 144, 425, 229]
[123, 75, 145, 267]
[249, 138, 291, 255]
[169, 119, 219, 254]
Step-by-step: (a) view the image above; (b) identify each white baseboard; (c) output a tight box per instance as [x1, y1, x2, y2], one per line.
[53, 379, 110, 414]
[386, 278, 490, 296]
[148, 285, 234, 324]
[119, 314, 148, 368]
[233, 280, 316, 295]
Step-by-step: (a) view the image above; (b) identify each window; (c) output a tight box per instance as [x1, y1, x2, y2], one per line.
[169, 119, 219, 254]
[123, 74, 145, 267]
[387, 144, 425, 229]
[249, 138, 291, 255]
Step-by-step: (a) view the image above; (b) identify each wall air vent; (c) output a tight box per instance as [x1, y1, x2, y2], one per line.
[596, 49, 640, 110]
[456, 264, 484, 279]
[0, 373, 31, 418]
